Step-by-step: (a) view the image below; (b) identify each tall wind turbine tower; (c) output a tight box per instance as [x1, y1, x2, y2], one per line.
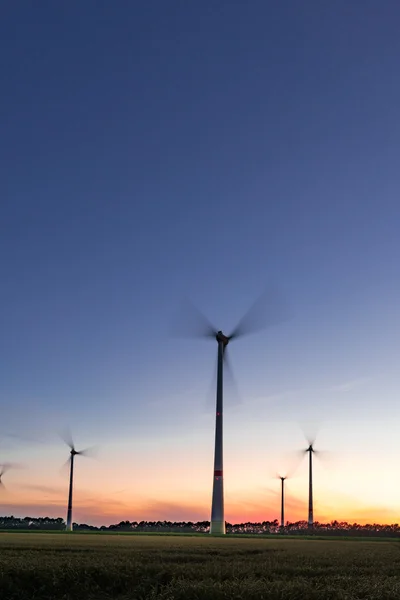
[306, 443, 314, 527]
[61, 433, 94, 532]
[211, 330, 229, 534]
[279, 476, 287, 529]
[176, 290, 287, 535]
[66, 445, 78, 532]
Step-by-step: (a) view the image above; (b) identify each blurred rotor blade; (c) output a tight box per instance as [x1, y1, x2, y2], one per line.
[0, 479, 5, 491]
[288, 451, 307, 476]
[223, 349, 242, 408]
[59, 427, 75, 451]
[60, 456, 71, 475]
[205, 350, 241, 411]
[229, 288, 289, 340]
[299, 420, 321, 447]
[205, 354, 218, 412]
[313, 449, 334, 466]
[293, 449, 308, 464]
[275, 449, 304, 479]
[0, 462, 24, 476]
[78, 445, 99, 459]
[170, 298, 217, 339]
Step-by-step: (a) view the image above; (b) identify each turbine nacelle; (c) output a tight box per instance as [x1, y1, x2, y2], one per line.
[215, 331, 231, 346]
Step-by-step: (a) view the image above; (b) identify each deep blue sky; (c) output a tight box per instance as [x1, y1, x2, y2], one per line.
[2, 2, 400, 519]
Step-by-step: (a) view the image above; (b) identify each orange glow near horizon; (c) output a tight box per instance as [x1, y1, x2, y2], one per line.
[2, 418, 400, 527]
[2, 496, 399, 527]
[2, 478, 399, 527]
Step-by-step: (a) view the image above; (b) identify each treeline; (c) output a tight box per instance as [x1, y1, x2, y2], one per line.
[0, 516, 65, 530]
[1, 515, 400, 536]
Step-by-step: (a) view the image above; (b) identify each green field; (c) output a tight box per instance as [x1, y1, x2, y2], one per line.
[1, 533, 400, 599]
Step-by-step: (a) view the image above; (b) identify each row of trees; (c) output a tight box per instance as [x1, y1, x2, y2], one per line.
[0, 516, 64, 529]
[1, 515, 400, 536]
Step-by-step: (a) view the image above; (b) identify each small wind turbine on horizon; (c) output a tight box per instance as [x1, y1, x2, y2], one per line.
[305, 441, 315, 527]
[300, 434, 328, 528]
[277, 474, 287, 529]
[61, 432, 96, 532]
[174, 290, 288, 535]
[275, 461, 298, 530]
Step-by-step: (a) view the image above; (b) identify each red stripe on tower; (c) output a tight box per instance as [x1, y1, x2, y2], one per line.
[214, 470, 223, 477]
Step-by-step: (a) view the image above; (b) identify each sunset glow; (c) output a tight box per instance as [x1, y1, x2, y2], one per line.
[2, 1, 400, 532]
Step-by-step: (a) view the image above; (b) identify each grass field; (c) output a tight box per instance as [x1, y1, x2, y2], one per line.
[1, 533, 400, 599]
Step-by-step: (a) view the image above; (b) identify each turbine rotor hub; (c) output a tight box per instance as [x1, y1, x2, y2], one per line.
[216, 330, 230, 346]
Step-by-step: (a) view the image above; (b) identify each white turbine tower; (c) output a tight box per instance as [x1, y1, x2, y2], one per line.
[278, 475, 287, 529]
[300, 434, 328, 528]
[306, 442, 315, 527]
[61, 432, 95, 532]
[177, 290, 287, 535]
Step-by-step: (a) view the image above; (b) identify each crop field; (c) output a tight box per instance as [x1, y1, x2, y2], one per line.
[1, 533, 400, 599]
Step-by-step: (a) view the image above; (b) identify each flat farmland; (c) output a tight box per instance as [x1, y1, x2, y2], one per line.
[1, 533, 400, 599]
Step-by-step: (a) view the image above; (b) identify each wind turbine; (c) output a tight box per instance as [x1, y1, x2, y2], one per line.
[278, 475, 287, 529]
[301, 436, 325, 528]
[177, 290, 287, 535]
[61, 433, 95, 532]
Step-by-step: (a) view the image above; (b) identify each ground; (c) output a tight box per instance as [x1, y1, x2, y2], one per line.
[1, 532, 400, 599]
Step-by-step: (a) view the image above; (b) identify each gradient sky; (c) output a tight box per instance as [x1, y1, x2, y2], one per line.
[1, 1, 400, 526]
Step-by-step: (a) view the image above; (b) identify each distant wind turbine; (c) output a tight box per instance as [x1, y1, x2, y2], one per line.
[300, 435, 328, 528]
[278, 475, 287, 529]
[61, 432, 95, 532]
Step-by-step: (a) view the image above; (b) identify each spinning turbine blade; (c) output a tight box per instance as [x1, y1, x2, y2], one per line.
[170, 299, 217, 338]
[78, 446, 99, 459]
[0, 463, 12, 476]
[0, 462, 24, 474]
[60, 456, 71, 474]
[60, 428, 75, 451]
[312, 449, 334, 467]
[222, 350, 242, 408]
[206, 351, 241, 411]
[299, 420, 321, 448]
[205, 355, 219, 411]
[230, 288, 288, 339]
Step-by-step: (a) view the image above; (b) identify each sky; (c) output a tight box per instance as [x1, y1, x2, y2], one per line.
[1, 1, 400, 526]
